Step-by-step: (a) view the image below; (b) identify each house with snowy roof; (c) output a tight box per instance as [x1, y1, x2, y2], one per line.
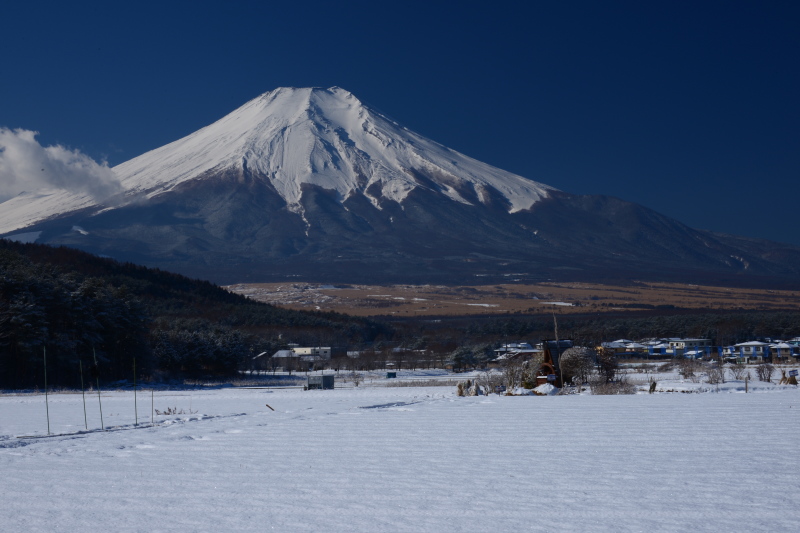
[646, 342, 671, 356]
[668, 339, 711, 357]
[725, 341, 770, 363]
[601, 339, 635, 354]
[601, 340, 646, 356]
[769, 343, 799, 359]
[494, 343, 534, 356]
[493, 343, 545, 361]
[293, 346, 332, 360]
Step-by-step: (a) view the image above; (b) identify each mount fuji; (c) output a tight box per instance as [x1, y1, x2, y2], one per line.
[2, 87, 799, 286]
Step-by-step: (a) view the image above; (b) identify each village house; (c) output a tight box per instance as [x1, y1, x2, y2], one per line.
[494, 343, 534, 357]
[292, 346, 332, 360]
[601, 339, 647, 356]
[668, 338, 711, 357]
[770, 342, 799, 359]
[645, 341, 672, 356]
[269, 349, 301, 370]
[492, 343, 542, 363]
[536, 340, 574, 352]
[725, 341, 770, 363]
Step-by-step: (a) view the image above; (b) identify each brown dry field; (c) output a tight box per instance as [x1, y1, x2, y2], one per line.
[226, 280, 800, 317]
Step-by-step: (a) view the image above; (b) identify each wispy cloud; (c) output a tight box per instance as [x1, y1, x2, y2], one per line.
[0, 128, 122, 203]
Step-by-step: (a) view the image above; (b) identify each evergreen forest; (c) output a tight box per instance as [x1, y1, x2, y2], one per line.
[0, 240, 390, 389]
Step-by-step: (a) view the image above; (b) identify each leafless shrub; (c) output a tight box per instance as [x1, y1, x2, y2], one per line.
[730, 363, 748, 380]
[705, 363, 725, 385]
[477, 371, 503, 395]
[503, 360, 524, 391]
[637, 363, 655, 373]
[559, 347, 594, 385]
[382, 379, 462, 388]
[522, 355, 545, 389]
[755, 363, 774, 382]
[595, 349, 618, 383]
[155, 406, 197, 415]
[677, 358, 700, 382]
[587, 375, 637, 395]
[622, 375, 651, 386]
[657, 362, 675, 372]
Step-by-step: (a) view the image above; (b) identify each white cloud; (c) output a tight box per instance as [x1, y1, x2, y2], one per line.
[0, 128, 122, 203]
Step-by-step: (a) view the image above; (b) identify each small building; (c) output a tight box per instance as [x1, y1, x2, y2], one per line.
[495, 348, 543, 361]
[601, 339, 647, 357]
[536, 340, 573, 352]
[601, 339, 637, 354]
[770, 343, 799, 359]
[307, 375, 335, 390]
[727, 341, 770, 363]
[535, 344, 562, 388]
[271, 349, 300, 369]
[668, 339, 711, 357]
[494, 343, 534, 357]
[294, 346, 332, 359]
[647, 343, 671, 357]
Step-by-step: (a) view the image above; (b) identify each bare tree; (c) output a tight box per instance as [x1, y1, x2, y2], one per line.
[677, 358, 700, 383]
[477, 370, 503, 396]
[595, 348, 618, 383]
[755, 363, 774, 383]
[559, 347, 594, 385]
[705, 363, 725, 385]
[522, 354, 545, 389]
[503, 359, 525, 392]
[730, 363, 748, 380]
[587, 374, 637, 395]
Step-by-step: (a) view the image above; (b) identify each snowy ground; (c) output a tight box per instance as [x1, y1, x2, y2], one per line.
[2, 375, 800, 532]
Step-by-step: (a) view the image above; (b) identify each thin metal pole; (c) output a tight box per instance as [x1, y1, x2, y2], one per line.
[151, 388, 154, 426]
[93, 347, 104, 430]
[133, 357, 138, 426]
[79, 359, 88, 430]
[554, 313, 564, 389]
[43, 346, 50, 435]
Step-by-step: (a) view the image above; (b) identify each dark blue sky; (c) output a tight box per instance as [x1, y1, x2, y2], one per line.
[4, 1, 799, 245]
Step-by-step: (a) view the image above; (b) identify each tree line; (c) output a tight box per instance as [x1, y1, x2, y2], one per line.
[0, 240, 391, 389]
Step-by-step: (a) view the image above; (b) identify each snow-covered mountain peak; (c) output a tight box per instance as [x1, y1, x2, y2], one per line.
[0, 87, 556, 234]
[111, 86, 555, 209]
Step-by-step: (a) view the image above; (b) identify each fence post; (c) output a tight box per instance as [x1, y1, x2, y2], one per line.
[133, 357, 138, 427]
[79, 359, 88, 430]
[43, 347, 50, 435]
[93, 347, 104, 430]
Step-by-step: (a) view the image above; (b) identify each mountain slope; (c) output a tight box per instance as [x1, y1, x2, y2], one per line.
[0, 87, 553, 235]
[2, 87, 799, 287]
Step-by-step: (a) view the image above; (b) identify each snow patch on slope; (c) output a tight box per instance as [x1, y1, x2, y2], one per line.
[0, 189, 95, 234]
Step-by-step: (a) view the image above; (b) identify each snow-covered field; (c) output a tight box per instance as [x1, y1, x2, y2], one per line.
[2, 375, 799, 532]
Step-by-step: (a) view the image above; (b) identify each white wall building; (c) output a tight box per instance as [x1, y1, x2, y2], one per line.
[293, 346, 332, 360]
